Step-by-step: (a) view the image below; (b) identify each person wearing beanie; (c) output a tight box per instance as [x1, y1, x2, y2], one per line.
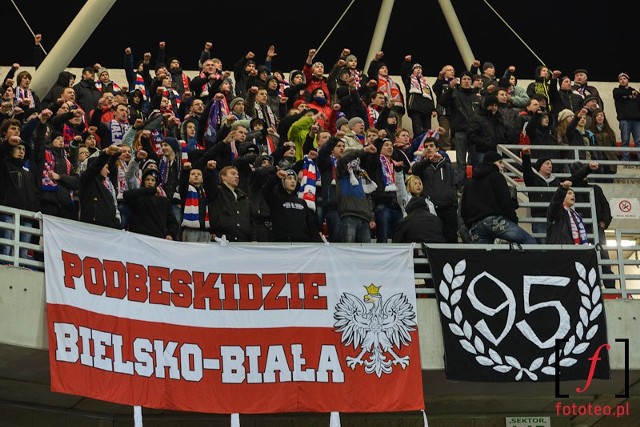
[460, 150, 537, 244]
[138, 133, 184, 221]
[520, 145, 591, 242]
[0, 133, 40, 260]
[79, 144, 123, 229]
[31, 113, 80, 220]
[401, 55, 437, 137]
[341, 50, 370, 94]
[467, 92, 512, 163]
[95, 67, 122, 95]
[438, 71, 481, 190]
[551, 75, 583, 114]
[123, 167, 179, 240]
[262, 168, 322, 242]
[336, 115, 349, 130]
[342, 116, 366, 152]
[177, 159, 217, 242]
[480, 62, 498, 94]
[557, 108, 575, 124]
[303, 48, 331, 101]
[283, 69, 307, 110]
[613, 72, 640, 161]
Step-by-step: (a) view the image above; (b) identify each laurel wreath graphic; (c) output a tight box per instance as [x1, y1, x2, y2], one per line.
[438, 260, 602, 380]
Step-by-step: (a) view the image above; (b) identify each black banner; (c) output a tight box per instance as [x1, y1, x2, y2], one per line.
[427, 247, 609, 382]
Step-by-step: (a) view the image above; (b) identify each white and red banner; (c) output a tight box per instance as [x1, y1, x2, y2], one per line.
[43, 215, 424, 414]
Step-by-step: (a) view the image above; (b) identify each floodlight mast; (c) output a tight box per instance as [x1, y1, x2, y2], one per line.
[31, 0, 117, 98]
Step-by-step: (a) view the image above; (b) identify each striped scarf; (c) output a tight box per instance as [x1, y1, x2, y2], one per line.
[380, 155, 396, 192]
[330, 155, 337, 185]
[103, 176, 121, 222]
[255, 103, 278, 128]
[278, 79, 289, 97]
[42, 149, 71, 192]
[378, 75, 403, 106]
[110, 120, 130, 146]
[134, 73, 147, 100]
[566, 207, 588, 245]
[298, 156, 318, 211]
[182, 185, 210, 229]
[409, 75, 433, 100]
[95, 80, 122, 93]
[15, 87, 35, 108]
[204, 100, 224, 144]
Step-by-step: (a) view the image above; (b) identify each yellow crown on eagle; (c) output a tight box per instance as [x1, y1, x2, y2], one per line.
[364, 283, 381, 296]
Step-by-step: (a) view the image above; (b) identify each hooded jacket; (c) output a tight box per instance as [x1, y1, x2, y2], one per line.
[0, 142, 40, 211]
[460, 161, 518, 228]
[262, 173, 321, 242]
[392, 197, 445, 243]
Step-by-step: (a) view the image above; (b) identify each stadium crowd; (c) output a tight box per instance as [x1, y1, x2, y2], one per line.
[1, 36, 638, 269]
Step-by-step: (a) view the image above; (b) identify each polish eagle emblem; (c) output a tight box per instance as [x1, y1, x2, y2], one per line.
[333, 283, 417, 377]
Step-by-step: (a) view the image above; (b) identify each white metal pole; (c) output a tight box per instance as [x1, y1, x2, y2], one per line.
[437, 0, 476, 69]
[364, 0, 395, 73]
[31, 0, 117, 98]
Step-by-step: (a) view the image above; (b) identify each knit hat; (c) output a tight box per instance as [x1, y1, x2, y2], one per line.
[293, 99, 306, 109]
[557, 109, 574, 123]
[97, 67, 109, 77]
[573, 68, 588, 76]
[348, 117, 365, 129]
[534, 157, 552, 171]
[618, 72, 630, 80]
[250, 117, 266, 130]
[484, 95, 499, 107]
[345, 54, 357, 63]
[289, 70, 304, 82]
[141, 168, 160, 187]
[412, 63, 422, 70]
[336, 116, 349, 129]
[482, 62, 495, 72]
[163, 137, 181, 155]
[229, 97, 244, 110]
[284, 169, 297, 179]
[483, 151, 503, 164]
[460, 71, 473, 80]
[140, 158, 157, 171]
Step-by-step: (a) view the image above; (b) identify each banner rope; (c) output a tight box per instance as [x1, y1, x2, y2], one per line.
[9, 0, 48, 55]
[481, 0, 545, 66]
[315, 0, 357, 55]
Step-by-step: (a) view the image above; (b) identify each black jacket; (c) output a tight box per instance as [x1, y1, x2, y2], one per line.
[613, 86, 640, 121]
[438, 86, 481, 133]
[546, 186, 583, 244]
[123, 187, 179, 239]
[392, 197, 445, 243]
[411, 157, 457, 209]
[73, 78, 102, 114]
[263, 174, 321, 243]
[467, 108, 513, 153]
[0, 142, 39, 211]
[79, 151, 121, 229]
[460, 162, 518, 228]
[209, 180, 253, 242]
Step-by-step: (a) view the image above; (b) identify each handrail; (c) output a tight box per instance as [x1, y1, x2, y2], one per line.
[1, 205, 637, 299]
[0, 206, 43, 270]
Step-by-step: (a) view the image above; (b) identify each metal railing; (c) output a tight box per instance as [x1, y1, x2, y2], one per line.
[1, 205, 637, 297]
[0, 206, 43, 270]
[498, 144, 640, 182]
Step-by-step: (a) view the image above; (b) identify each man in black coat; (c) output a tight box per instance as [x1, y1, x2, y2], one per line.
[460, 151, 536, 244]
[79, 145, 122, 229]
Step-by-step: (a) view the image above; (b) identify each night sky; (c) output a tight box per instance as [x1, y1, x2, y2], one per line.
[5, 0, 630, 82]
